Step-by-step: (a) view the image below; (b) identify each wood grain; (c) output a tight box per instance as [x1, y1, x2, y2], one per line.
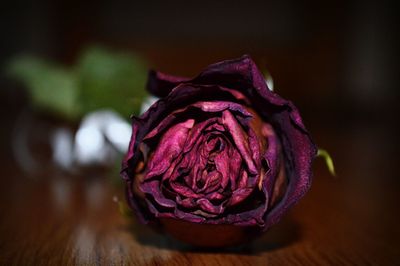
[0, 125, 398, 265]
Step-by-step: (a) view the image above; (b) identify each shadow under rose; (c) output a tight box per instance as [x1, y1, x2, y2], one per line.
[126, 213, 301, 254]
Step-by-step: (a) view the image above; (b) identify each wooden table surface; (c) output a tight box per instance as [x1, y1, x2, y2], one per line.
[0, 119, 398, 266]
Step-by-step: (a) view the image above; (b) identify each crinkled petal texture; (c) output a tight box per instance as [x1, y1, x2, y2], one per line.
[121, 55, 317, 230]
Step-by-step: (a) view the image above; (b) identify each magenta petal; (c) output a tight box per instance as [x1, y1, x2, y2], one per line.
[213, 151, 230, 190]
[225, 146, 242, 190]
[142, 108, 184, 141]
[190, 147, 208, 191]
[121, 121, 140, 181]
[147, 70, 190, 97]
[196, 198, 224, 214]
[207, 192, 225, 201]
[145, 55, 312, 134]
[141, 180, 176, 208]
[191, 101, 252, 118]
[224, 185, 270, 226]
[146, 200, 175, 219]
[170, 182, 203, 199]
[263, 115, 317, 229]
[261, 123, 280, 196]
[225, 204, 267, 226]
[183, 118, 220, 153]
[199, 171, 222, 193]
[227, 188, 254, 206]
[248, 126, 262, 169]
[145, 119, 194, 180]
[146, 55, 270, 99]
[173, 208, 205, 223]
[237, 170, 248, 189]
[143, 100, 251, 143]
[176, 196, 196, 208]
[222, 110, 257, 175]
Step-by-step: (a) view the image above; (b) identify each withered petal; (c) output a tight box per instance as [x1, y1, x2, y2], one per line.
[144, 119, 194, 180]
[222, 110, 257, 175]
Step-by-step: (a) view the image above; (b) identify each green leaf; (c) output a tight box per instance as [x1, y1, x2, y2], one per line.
[317, 148, 336, 176]
[75, 46, 148, 118]
[5, 47, 149, 121]
[6, 56, 81, 120]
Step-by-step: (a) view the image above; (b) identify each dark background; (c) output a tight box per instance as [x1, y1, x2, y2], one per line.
[0, 0, 399, 264]
[1, 0, 398, 138]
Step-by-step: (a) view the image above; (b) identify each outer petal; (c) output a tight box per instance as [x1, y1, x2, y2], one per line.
[262, 123, 281, 197]
[262, 112, 317, 230]
[147, 70, 190, 97]
[146, 55, 312, 133]
[146, 55, 269, 99]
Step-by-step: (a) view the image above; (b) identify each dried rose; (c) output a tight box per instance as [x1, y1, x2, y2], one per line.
[121, 55, 317, 247]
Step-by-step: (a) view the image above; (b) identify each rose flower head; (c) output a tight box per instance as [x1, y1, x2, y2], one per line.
[121, 55, 317, 247]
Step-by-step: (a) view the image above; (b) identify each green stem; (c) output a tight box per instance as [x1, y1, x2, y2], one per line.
[317, 148, 336, 176]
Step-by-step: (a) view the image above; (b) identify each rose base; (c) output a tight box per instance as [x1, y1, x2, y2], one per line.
[160, 218, 261, 248]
